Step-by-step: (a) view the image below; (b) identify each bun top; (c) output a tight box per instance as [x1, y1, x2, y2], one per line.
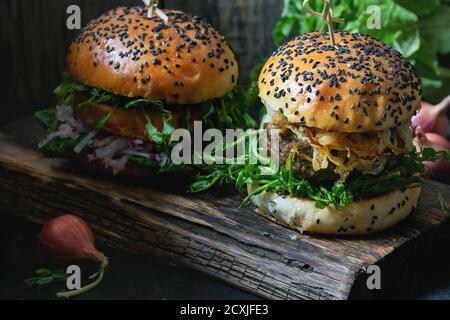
[259, 31, 422, 132]
[67, 7, 238, 105]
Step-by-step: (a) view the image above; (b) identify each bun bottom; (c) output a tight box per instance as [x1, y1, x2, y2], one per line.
[248, 184, 421, 235]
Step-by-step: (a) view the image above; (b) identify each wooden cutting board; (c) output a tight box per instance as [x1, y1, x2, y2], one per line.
[0, 116, 449, 300]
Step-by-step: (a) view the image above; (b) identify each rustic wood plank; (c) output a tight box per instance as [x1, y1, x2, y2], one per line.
[0, 116, 449, 300]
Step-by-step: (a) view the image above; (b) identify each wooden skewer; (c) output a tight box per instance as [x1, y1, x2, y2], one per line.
[303, 0, 345, 47]
[142, 0, 169, 22]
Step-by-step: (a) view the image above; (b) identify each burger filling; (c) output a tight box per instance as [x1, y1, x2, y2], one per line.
[36, 75, 257, 175]
[190, 111, 448, 212]
[266, 111, 413, 181]
[37, 105, 168, 175]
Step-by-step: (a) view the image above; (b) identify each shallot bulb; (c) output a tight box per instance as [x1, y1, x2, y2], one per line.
[412, 96, 450, 137]
[38, 214, 108, 265]
[26, 214, 109, 298]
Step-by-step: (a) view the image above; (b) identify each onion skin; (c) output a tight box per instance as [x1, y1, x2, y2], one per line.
[38, 215, 107, 264]
[412, 96, 450, 137]
[422, 133, 450, 150]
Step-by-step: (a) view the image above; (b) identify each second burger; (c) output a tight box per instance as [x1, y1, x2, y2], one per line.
[36, 6, 256, 178]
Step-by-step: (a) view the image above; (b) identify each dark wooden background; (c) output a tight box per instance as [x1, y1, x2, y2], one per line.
[0, 0, 282, 125]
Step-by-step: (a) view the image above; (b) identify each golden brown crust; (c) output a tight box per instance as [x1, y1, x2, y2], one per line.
[75, 102, 201, 141]
[67, 7, 238, 104]
[259, 31, 422, 133]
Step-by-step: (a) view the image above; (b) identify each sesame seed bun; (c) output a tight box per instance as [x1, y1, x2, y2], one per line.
[67, 7, 238, 105]
[259, 31, 422, 133]
[248, 183, 421, 235]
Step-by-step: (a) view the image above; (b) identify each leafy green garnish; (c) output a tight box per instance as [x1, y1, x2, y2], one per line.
[35, 108, 58, 133]
[39, 136, 87, 156]
[143, 110, 174, 149]
[273, 0, 450, 103]
[75, 88, 116, 112]
[36, 73, 261, 177]
[34, 108, 92, 155]
[160, 158, 196, 176]
[54, 74, 258, 132]
[124, 99, 165, 110]
[128, 156, 160, 170]
[191, 141, 450, 211]
[24, 268, 68, 289]
[200, 85, 258, 131]
[54, 73, 89, 106]
[93, 105, 118, 130]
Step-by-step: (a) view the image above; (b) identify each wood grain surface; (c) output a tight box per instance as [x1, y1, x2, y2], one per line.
[0, 117, 449, 300]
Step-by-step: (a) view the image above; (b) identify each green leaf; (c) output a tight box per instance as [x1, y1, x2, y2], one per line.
[201, 101, 215, 121]
[160, 158, 196, 176]
[128, 156, 160, 170]
[54, 73, 88, 105]
[35, 109, 58, 132]
[89, 88, 116, 104]
[190, 139, 450, 211]
[179, 108, 192, 130]
[124, 99, 165, 110]
[145, 118, 163, 145]
[199, 86, 258, 131]
[93, 105, 117, 130]
[162, 119, 174, 136]
[39, 137, 82, 156]
[396, 0, 441, 17]
[419, 5, 450, 54]
[24, 268, 68, 289]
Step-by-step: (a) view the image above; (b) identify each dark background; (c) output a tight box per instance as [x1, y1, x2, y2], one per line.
[1, 0, 450, 300]
[0, 0, 281, 126]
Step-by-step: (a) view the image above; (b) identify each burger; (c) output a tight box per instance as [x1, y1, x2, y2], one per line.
[35, 6, 255, 178]
[251, 31, 422, 235]
[192, 31, 448, 235]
